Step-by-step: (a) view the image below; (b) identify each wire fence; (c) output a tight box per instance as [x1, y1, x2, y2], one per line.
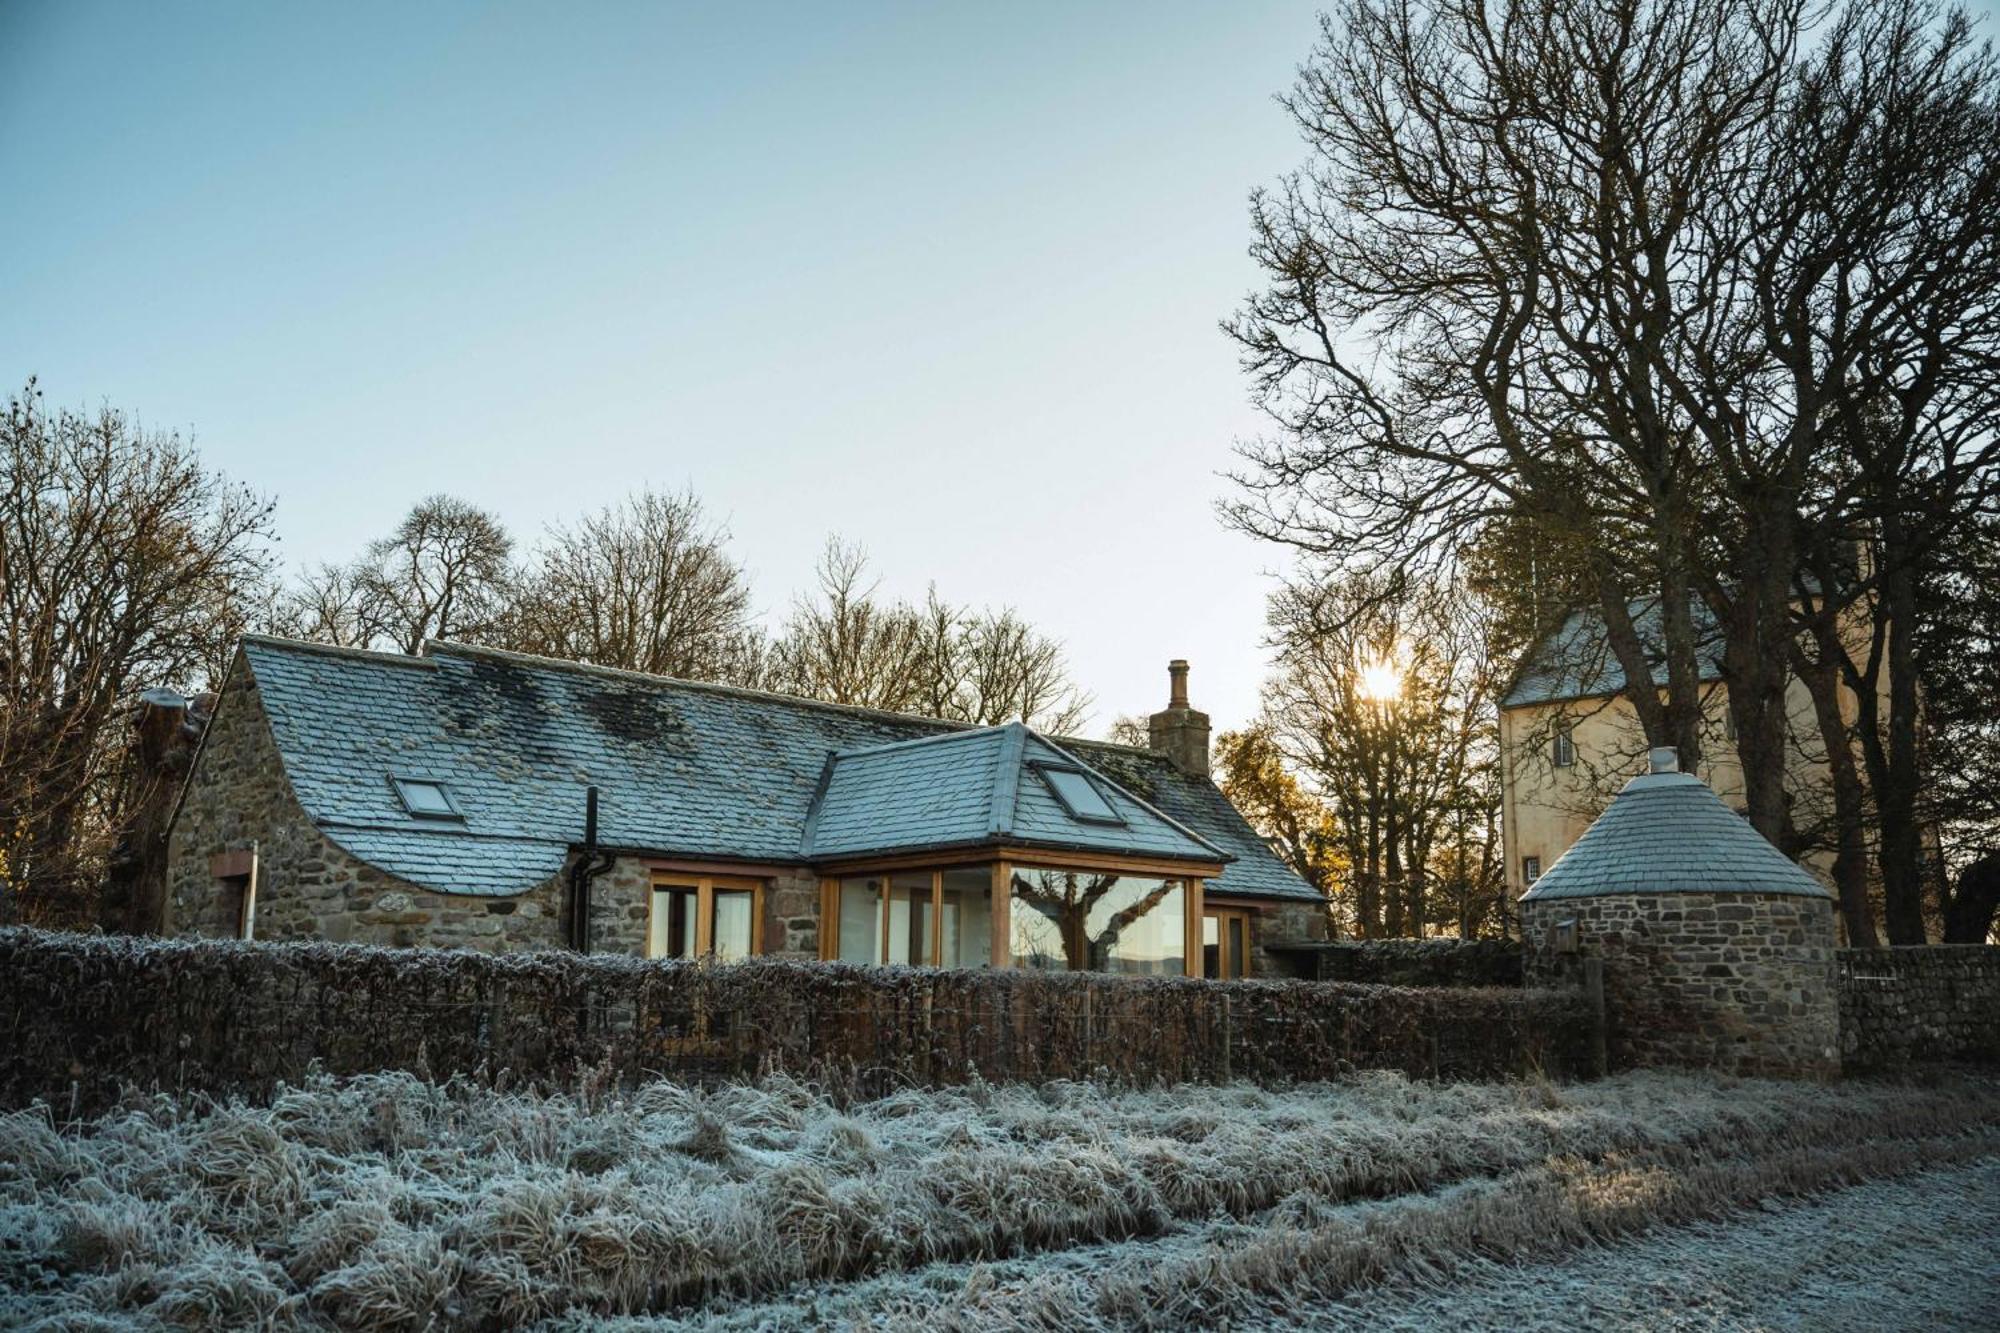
[1, 927, 1601, 1116]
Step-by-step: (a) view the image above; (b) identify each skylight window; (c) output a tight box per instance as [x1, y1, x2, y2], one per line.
[391, 776, 461, 820]
[1035, 764, 1124, 826]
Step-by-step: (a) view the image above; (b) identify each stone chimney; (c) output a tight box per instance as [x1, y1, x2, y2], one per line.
[1148, 659, 1211, 778]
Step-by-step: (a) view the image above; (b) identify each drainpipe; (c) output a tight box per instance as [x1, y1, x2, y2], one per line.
[568, 786, 614, 953]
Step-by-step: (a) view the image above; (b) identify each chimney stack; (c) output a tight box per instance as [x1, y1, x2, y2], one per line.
[1148, 658, 1211, 778]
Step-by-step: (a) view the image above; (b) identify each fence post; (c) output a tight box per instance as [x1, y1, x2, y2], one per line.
[1082, 984, 1093, 1075]
[1221, 992, 1233, 1084]
[1583, 957, 1608, 1077]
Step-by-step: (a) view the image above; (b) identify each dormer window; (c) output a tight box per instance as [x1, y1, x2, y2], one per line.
[391, 775, 461, 820]
[1033, 763, 1124, 826]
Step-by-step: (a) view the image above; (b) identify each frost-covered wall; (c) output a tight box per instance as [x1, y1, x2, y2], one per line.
[1838, 946, 2000, 1070]
[0, 928, 1600, 1114]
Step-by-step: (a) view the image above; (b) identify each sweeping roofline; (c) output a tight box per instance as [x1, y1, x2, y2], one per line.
[239, 635, 1167, 761]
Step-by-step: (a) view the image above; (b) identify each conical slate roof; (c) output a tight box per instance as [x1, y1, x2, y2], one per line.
[1520, 758, 1830, 903]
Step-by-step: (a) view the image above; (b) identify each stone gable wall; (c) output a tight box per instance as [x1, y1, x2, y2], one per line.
[1838, 945, 2000, 1070]
[167, 665, 564, 952]
[1240, 897, 1331, 978]
[1522, 892, 1839, 1077]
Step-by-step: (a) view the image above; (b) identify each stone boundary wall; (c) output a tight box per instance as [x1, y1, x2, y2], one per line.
[1837, 945, 2000, 1071]
[1276, 938, 1522, 987]
[0, 929, 1597, 1115]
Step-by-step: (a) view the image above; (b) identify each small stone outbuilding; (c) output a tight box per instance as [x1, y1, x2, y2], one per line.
[1521, 749, 1838, 1077]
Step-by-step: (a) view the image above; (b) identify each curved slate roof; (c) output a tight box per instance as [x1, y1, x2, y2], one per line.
[1520, 770, 1831, 902]
[803, 723, 1224, 864]
[232, 637, 1316, 902]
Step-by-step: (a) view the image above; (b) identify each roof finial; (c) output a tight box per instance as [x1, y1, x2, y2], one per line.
[1648, 746, 1679, 775]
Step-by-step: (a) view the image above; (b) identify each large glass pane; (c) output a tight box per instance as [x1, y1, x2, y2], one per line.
[886, 872, 933, 966]
[837, 876, 885, 965]
[712, 888, 754, 961]
[938, 866, 993, 969]
[1202, 913, 1222, 980]
[650, 885, 697, 959]
[1009, 869, 1185, 975]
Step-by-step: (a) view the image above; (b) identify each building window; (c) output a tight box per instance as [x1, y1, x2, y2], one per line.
[1551, 728, 1575, 769]
[831, 866, 996, 969]
[647, 875, 761, 960]
[1009, 868, 1184, 975]
[391, 775, 461, 820]
[1031, 763, 1126, 825]
[1523, 856, 1542, 886]
[1203, 908, 1252, 980]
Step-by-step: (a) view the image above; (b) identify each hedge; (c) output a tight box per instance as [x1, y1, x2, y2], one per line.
[0, 928, 1599, 1113]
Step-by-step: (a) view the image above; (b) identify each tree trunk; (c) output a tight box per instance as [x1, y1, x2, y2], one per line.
[1874, 520, 1929, 944]
[1942, 851, 2000, 945]
[1796, 630, 1879, 946]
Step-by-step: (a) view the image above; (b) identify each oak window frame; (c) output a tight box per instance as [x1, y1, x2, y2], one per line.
[645, 872, 764, 960]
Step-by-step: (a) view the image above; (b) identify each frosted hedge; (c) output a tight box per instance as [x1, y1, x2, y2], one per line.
[0, 928, 1597, 1114]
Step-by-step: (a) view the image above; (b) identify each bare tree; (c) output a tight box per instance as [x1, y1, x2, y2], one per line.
[353, 495, 513, 654]
[505, 489, 755, 680]
[0, 381, 273, 926]
[1231, 0, 2000, 941]
[766, 539, 930, 710]
[767, 538, 1090, 731]
[1254, 570, 1504, 938]
[266, 562, 372, 648]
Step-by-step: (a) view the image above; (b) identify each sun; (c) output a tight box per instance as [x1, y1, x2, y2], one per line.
[1356, 652, 1402, 703]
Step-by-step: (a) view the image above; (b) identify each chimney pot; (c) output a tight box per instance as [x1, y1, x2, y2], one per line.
[1167, 659, 1190, 710]
[1648, 746, 1679, 775]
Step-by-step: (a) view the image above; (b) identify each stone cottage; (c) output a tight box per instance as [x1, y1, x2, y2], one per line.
[166, 638, 1324, 978]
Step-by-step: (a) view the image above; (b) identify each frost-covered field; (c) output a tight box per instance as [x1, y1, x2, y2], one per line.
[1, 1068, 1995, 1330]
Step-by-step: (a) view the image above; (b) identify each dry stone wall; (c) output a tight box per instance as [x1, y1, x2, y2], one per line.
[1522, 892, 1839, 1077]
[1838, 946, 2000, 1070]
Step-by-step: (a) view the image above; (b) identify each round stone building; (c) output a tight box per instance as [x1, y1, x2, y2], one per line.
[1520, 749, 1839, 1077]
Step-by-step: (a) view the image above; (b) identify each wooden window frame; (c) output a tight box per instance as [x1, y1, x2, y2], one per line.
[822, 865, 992, 967]
[817, 856, 1210, 978]
[646, 872, 763, 959]
[1203, 903, 1253, 980]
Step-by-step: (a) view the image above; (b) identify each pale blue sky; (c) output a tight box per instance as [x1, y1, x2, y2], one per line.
[1, 1, 1329, 734]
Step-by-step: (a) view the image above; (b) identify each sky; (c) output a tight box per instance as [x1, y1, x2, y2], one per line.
[1, 2, 1331, 736]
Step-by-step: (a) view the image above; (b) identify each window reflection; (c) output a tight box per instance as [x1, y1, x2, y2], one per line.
[1009, 869, 1184, 975]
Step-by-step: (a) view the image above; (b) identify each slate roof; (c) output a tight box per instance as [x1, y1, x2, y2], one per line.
[229, 637, 1317, 902]
[802, 723, 1225, 863]
[1519, 770, 1831, 902]
[1502, 597, 1724, 709]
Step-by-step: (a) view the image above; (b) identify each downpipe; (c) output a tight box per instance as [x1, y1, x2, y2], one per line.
[567, 785, 615, 953]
